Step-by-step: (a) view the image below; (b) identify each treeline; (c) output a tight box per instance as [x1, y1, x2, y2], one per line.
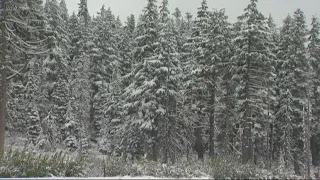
[0, 0, 320, 176]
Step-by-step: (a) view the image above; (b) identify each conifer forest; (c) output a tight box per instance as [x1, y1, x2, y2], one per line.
[0, 0, 320, 178]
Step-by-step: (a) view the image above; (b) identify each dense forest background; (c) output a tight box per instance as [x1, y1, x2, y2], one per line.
[0, 0, 320, 177]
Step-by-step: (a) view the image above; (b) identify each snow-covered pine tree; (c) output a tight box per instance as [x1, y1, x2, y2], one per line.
[231, 0, 274, 164]
[7, 78, 26, 132]
[173, 7, 182, 24]
[6, 7, 45, 132]
[274, 15, 295, 168]
[126, 14, 136, 37]
[181, 0, 210, 161]
[215, 20, 241, 156]
[185, 12, 193, 31]
[155, 0, 184, 163]
[117, 14, 134, 76]
[24, 55, 43, 146]
[22, 0, 49, 148]
[99, 62, 124, 155]
[288, 9, 309, 175]
[43, 0, 70, 145]
[172, 8, 186, 59]
[265, 14, 278, 167]
[27, 105, 41, 146]
[308, 16, 320, 165]
[207, 8, 234, 155]
[66, 1, 91, 151]
[59, 0, 69, 24]
[276, 9, 309, 174]
[69, 12, 79, 65]
[0, 0, 47, 157]
[121, 0, 160, 161]
[78, 0, 90, 27]
[97, 12, 137, 154]
[90, 6, 119, 142]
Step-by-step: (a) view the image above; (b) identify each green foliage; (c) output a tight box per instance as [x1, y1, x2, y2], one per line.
[95, 156, 209, 178]
[0, 148, 87, 177]
[101, 156, 130, 177]
[207, 155, 299, 179]
[84, 154, 299, 178]
[208, 156, 259, 179]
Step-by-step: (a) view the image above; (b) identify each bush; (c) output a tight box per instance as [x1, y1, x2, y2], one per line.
[208, 155, 260, 179]
[208, 155, 298, 179]
[88, 154, 298, 179]
[91, 156, 209, 178]
[101, 156, 130, 177]
[0, 147, 87, 177]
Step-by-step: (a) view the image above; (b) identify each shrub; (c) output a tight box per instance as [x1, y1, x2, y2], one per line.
[101, 156, 129, 177]
[126, 159, 209, 178]
[92, 156, 209, 178]
[0, 147, 87, 177]
[208, 155, 259, 179]
[207, 155, 299, 179]
[87, 154, 298, 179]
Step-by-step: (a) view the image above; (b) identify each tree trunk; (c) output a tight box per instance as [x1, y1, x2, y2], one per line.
[293, 153, 301, 175]
[194, 119, 204, 161]
[209, 112, 214, 158]
[242, 39, 253, 164]
[242, 100, 253, 163]
[305, 95, 311, 178]
[151, 129, 158, 162]
[163, 118, 169, 164]
[242, 120, 251, 163]
[311, 135, 319, 165]
[0, 0, 7, 159]
[269, 116, 274, 168]
[0, 73, 7, 159]
[208, 86, 215, 158]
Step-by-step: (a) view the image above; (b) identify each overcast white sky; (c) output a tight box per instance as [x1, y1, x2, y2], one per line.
[65, 0, 319, 26]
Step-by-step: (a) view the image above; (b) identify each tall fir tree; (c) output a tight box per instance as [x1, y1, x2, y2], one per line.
[276, 9, 309, 174]
[121, 0, 160, 161]
[231, 0, 274, 163]
[0, 0, 47, 157]
[288, 9, 309, 175]
[156, 0, 184, 163]
[182, 0, 210, 161]
[275, 15, 294, 168]
[308, 16, 320, 165]
[90, 6, 119, 142]
[66, 1, 91, 151]
[42, 0, 70, 146]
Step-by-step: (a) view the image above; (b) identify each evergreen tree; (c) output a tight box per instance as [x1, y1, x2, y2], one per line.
[90, 6, 119, 141]
[59, 0, 69, 23]
[266, 14, 278, 167]
[25, 56, 43, 146]
[308, 16, 320, 165]
[231, 0, 274, 163]
[0, 0, 47, 157]
[183, 0, 210, 161]
[156, 0, 184, 163]
[66, 1, 91, 151]
[207, 8, 234, 155]
[288, 9, 309, 175]
[121, 0, 160, 161]
[126, 14, 136, 36]
[276, 9, 309, 174]
[78, 0, 90, 26]
[43, 0, 70, 145]
[99, 65, 124, 155]
[275, 15, 294, 168]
